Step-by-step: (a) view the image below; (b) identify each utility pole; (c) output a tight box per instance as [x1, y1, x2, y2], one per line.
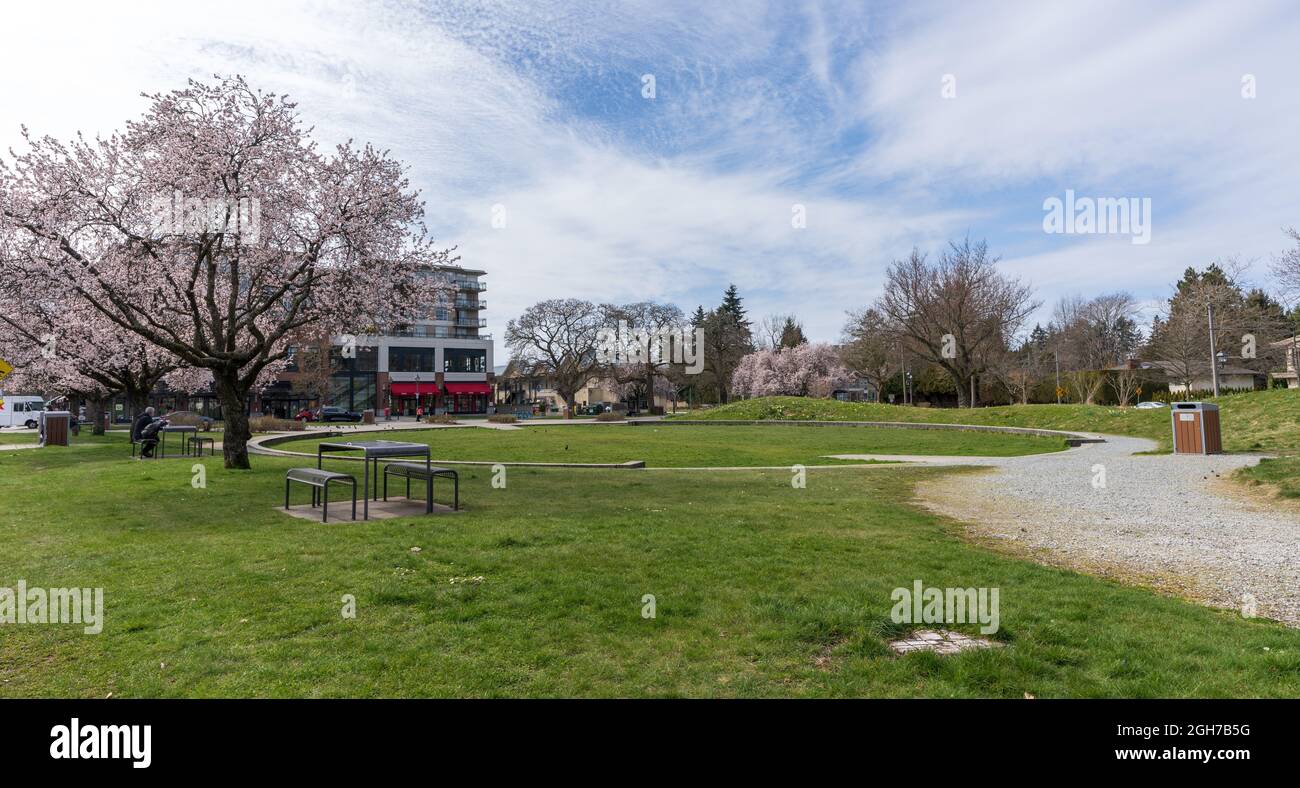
[1054, 351, 1061, 404]
[1207, 303, 1221, 397]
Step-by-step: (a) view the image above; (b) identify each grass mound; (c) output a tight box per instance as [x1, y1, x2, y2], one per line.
[678, 389, 1300, 453]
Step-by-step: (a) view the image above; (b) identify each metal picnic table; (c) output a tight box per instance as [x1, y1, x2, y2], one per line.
[158, 425, 197, 458]
[316, 439, 431, 520]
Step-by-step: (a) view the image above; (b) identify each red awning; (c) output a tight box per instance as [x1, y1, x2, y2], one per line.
[389, 382, 435, 396]
[444, 382, 492, 395]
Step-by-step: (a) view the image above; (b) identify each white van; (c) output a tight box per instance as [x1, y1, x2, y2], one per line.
[0, 395, 45, 429]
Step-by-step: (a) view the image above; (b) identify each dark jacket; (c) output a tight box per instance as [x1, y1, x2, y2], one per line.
[132, 412, 155, 441]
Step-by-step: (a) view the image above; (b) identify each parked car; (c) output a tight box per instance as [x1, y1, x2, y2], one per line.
[163, 410, 216, 430]
[316, 406, 362, 423]
[1135, 401, 1168, 409]
[294, 408, 316, 422]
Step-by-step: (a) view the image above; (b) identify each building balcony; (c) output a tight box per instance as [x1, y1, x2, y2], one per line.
[455, 317, 488, 328]
[387, 326, 491, 341]
[454, 299, 486, 310]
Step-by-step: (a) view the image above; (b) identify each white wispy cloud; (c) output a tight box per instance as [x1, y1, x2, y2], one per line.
[3, 0, 1297, 354]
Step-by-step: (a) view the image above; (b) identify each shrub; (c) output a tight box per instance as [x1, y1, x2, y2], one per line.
[487, 414, 517, 424]
[249, 416, 305, 432]
[595, 411, 624, 422]
[425, 414, 459, 424]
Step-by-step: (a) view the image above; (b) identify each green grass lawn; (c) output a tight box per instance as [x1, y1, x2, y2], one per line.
[3, 432, 1299, 698]
[1239, 456, 1300, 499]
[678, 388, 1300, 453]
[0, 431, 40, 445]
[273, 424, 1065, 467]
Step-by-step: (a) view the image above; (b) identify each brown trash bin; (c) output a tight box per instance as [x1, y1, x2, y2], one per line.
[1171, 402, 1221, 455]
[43, 411, 71, 446]
[362, 409, 375, 425]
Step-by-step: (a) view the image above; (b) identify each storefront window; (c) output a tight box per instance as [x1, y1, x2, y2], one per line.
[328, 372, 377, 412]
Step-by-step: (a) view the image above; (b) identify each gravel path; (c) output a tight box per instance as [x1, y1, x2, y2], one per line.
[841, 436, 1300, 626]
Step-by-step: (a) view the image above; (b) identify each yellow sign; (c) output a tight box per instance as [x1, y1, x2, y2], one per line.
[0, 358, 11, 382]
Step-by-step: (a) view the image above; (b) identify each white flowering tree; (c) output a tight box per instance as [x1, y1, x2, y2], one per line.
[0, 76, 454, 466]
[731, 343, 853, 399]
[0, 291, 192, 434]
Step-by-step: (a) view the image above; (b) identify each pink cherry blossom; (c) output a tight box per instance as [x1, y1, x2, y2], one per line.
[0, 76, 456, 466]
[731, 343, 854, 399]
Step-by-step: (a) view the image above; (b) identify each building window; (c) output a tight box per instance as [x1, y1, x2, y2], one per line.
[389, 346, 436, 372]
[330, 345, 378, 373]
[444, 348, 487, 373]
[327, 372, 376, 412]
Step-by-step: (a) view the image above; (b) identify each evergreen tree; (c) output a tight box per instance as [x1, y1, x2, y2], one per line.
[778, 316, 807, 348]
[691, 305, 707, 328]
[720, 284, 750, 329]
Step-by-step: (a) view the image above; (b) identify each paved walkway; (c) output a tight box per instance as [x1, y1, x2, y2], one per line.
[910, 435, 1299, 626]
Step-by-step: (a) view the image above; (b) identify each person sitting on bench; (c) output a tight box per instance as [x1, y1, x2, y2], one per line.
[133, 407, 164, 459]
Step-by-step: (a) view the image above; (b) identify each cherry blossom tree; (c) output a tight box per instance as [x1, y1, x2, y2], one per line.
[0, 76, 454, 467]
[731, 343, 853, 399]
[0, 289, 188, 434]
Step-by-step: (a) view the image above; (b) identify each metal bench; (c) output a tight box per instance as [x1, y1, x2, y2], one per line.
[131, 437, 158, 458]
[190, 436, 215, 457]
[285, 468, 357, 522]
[382, 462, 458, 512]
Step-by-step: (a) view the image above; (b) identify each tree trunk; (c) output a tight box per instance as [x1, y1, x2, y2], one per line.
[87, 397, 106, 436]
[645, 365, 656, 413]
[953, 372, 971, 407]
[215, 373, 252, 469]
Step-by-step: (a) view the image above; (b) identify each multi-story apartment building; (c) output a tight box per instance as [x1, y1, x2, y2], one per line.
[268, 265, 493, 417]
[360, 266, 494, 416]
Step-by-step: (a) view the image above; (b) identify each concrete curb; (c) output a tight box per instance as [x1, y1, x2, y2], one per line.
[247, 419, 1089, 471]
[249, 430, 647, 469]
[640, 418, 1105, 446]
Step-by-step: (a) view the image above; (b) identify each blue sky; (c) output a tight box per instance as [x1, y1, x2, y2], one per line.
[3, 0, 1299, 361]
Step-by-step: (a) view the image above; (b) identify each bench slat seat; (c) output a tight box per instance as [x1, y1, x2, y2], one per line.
[285, 468, 356, 522]
[384, 462, 458, 478]
[287, 468, 354, 484]
[382, 462, 458, 511]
